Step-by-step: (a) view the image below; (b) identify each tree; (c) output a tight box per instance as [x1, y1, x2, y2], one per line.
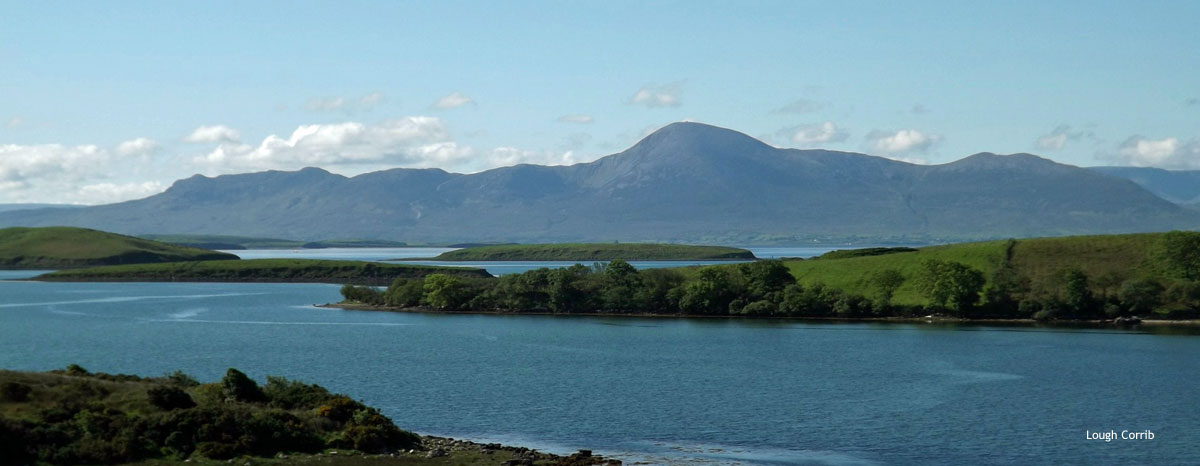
[600, 260, 642, 310]
[383, 278, 424, 307]
[1160, 231, 1200, 280]
[1061, 268, 1094, 317]
[221, 368, 266, 403]
[422, 274, 469, 310]
[913, 260, 985, 316]
[868, 269, 905, 310]
[1118, 279, 1164, 315]
[678, 268, 736, 315]
[737, 260, 795, 299]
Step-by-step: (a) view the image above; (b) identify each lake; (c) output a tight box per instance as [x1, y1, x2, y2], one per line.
[1, 268, 1197, 464]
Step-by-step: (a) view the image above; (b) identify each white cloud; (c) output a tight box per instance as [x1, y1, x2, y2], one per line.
[779, 122, 848, 146]
[5, 117, 23, 128]
[772, 98, 822, 114]
[359, 91, 385, 108]
[1035, 125, 1089, 151]
[432, 92, 474, 109]
[183, 125, 242, 144]
[114, 138, 158, 157]
[305, 97, 346, 111]
[192, 117, 471, 172]
[0, 143, 163, 204]
[630, 82, 683, 108]
[557, 114, 594, 124]
[74, 181, 166, 204]
[865, 129, 941, 155]
[487, 147, 581, 168]
[1107, 136, 1200, 169]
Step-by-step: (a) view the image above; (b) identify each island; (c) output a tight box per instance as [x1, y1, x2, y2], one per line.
[425, 243, 756, 261]
[0, 366, 619, 465]
[33, 259, 490, 285]
[140, 234, 411, 250]
[0, 226, 238, 269]
[339, 231, 1200, 323]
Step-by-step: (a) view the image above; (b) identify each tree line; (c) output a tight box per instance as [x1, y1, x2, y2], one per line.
[341, 232, 1200, 320]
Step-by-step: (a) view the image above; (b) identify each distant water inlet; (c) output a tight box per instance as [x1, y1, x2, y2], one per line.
[1, 271, 1197, 464]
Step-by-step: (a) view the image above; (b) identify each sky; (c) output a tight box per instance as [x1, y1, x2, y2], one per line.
[1, 1, 1198, 204]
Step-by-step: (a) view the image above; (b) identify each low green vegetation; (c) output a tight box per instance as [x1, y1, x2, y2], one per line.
[0, 365, 419, 464]
[432, 243, 755, 261]
[35, 259, 490, 286]
[140, 235, 409, 250]
[342, 232, 1200, 321]
[0, 227, 237, 269]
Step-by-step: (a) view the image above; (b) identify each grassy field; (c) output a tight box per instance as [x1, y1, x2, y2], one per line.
[0, 227, 238, 269]
[784, 233, 1170, 306]
[433, 243, 756, 261]
[34, 259, 490, 285]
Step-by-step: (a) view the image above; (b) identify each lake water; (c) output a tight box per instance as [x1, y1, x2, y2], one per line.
[1, 269, 1197, 464]
[221, 246, 846, 275]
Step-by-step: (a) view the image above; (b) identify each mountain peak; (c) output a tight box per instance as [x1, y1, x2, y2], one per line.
[624, 122, 773, 162]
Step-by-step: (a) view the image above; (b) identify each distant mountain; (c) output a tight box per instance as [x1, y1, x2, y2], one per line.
[1, 123, 1196, 243]
[1090, 166, 1200, 206]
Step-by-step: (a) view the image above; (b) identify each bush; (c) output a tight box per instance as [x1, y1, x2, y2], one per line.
[0, 382, 32, 402]
[263, 376, 331, 410]
[148, 386, 196, 411]
[220, 368, 266, 403]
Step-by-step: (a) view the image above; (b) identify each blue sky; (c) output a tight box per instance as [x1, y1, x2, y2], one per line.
[1, 1, 1197, 203]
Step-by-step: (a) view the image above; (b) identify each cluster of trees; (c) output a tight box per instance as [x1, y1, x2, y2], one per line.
[343, 260, 918, 318]
[0, 366, 419, 464]
[342, 232, 1200, 321]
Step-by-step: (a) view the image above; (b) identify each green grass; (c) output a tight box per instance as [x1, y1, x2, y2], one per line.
[34, 259, 491, 285]
[0, 227, 238, 269]
[783, 233, 1172, 306]
[434, 243, 756, 261]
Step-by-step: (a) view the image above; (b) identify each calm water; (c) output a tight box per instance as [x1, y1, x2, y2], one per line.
[2, 270, 1197, 465]
[222, 246, 843, 275]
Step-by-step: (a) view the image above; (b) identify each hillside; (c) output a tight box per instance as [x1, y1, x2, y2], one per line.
[1, 123, 1195, 243]
[0, 226, 237, 269]
[432, 243, 756, 261]
[1091, 166, 1200, 205]
[33, 258, 490, 285]
[785, 233, 1181, 307]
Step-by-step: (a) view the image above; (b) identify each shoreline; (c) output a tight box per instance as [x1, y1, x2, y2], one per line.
[317, 303, 1200, 327]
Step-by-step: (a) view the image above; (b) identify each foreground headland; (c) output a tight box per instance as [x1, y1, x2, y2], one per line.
[0, 366, 619, 465]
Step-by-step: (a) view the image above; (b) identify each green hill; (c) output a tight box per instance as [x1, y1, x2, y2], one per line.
[34, 258, 490, 285]
[786, 232, 1191, 308]
[433, 243, 756, 261]
[0, 227, 238, 269]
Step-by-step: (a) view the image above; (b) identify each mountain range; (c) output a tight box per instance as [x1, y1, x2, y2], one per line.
[1, 122, 1197, 244]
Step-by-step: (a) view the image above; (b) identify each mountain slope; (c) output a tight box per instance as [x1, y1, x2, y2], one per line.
[1, 123, 1196, 243]
[1091, 166, 1200, 205]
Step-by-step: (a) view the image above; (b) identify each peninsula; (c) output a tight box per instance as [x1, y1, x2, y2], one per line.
[0, 226, 237, 269]
[427, 243, 756, 261]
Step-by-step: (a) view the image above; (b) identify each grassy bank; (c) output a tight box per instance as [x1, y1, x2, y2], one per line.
[0, 227, 238, 269]
[0, 367, 616, 465]
[34, 259, 490, 285]
[431, 243, 755, 261]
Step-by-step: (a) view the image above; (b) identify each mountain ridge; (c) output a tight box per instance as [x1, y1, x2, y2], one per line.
[1, 122, 1196, 243]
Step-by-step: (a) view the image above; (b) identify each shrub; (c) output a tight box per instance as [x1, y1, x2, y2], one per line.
[1, 382, 32, 402]
[220, 368, 266, 403]
[148, 386, 196, 411]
